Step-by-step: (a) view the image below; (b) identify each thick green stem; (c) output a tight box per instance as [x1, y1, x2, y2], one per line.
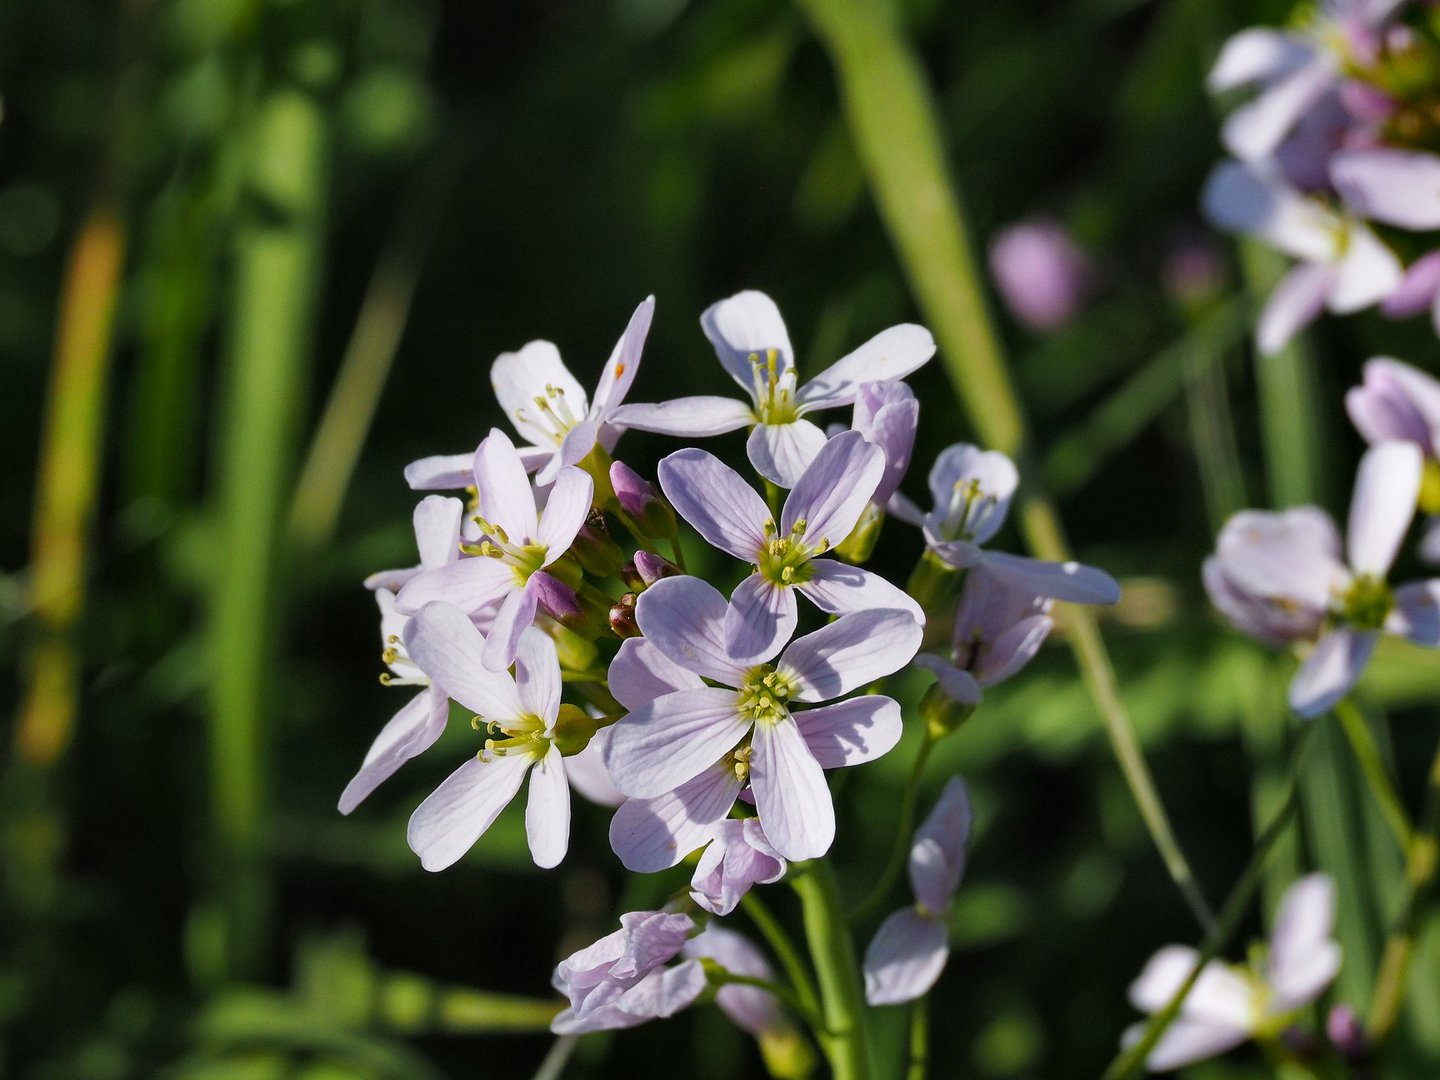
[796, 0, 1215, 935]
[1367, 735, 1440, 1044]
[906, 998, 928, 1080]
[1334, 698, 1412, 852]
[792, 861, 871, 1080]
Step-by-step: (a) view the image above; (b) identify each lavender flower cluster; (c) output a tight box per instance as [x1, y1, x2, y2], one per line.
[341, 290, 1122, 1043]
[1204, 0, 1440, 353]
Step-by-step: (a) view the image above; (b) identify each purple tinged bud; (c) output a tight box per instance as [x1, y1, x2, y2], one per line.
[611, 460, 677, 539]
[633, 549, 682, 586]
[1162, 239, 1227, 309]
[609, 593, 641, 639]
[532, 570, 582, 624]
[852, 381, 919, 507]
[987, 218, 1092, 332]
[619, 560, 645, 592]
[1327, 1004, 1368, 1061]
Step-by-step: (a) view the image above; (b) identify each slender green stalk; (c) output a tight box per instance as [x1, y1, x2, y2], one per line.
[905, 998, 928, 1080]
[795, 0, 1216, 935]
[433, 988, 562, 1032]
[1334, 698, 1413, 852]
[791, 861, 872, 1080]
[205, 87, 329, 982]
[1367, 736, 1440, 1044]
[848, 731, 936, 922]
[713, 972, 827, 1031]
[1180, 308, 1248, 532]
[1103, 724, 1313, 1080]
[742, 892, 822, 1016]
[530, 1036, 580, 1080]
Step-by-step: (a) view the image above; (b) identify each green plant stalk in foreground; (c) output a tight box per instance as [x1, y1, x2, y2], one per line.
[204, 87, 329, 982]
[795, 0, 1217, 936]
[792, 860, 873, 1080]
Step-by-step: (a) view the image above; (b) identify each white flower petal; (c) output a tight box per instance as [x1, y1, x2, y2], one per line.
[475, 429, 540, 542]
[796, 560, 925, 622]
[610, 396, 756, 437]
[1387, 580, 1440, 646]
[1347, 440, 1422, 575]
[1256, 262, 1337, 356]
[1328, 224, 1402, 314]
[338, 689, 449, 814]
[535, 465, 595, 558]
[404, 452, 474, 491]
[657, 448, 771, 560]
[635, 575, 754, 684]
[608, 764, 742, 872]
[701, 290, 795, 389]
[1202, 162, 1338, 262]
[781, 430, 884, 545]
[863, 909, 950, 1006]
[1289, 628, 1380, 718]
[591, 296, 655, 418]
[747, 419, 829, 488]
[515, 627, 562, 723]
[978, 551, 1121, 605]
[408, 753, 533, 871]
[1268, 873, 1340, 1012]
[794, 696, 903, 768]
[491, 340, 588, 449]
[603, 687, 752, 798]
[526, 743, 571, 869]
[608, 637, 706, 711]
[723, 574, 798, 664]
[401, 601, 524, 720]
[780, 609, 924, 702]
[796, 324, 935, 411]
[750, 717, 834, 860]
[1219, 58, 1336, 162]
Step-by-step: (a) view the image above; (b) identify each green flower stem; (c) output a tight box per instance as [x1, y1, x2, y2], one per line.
[906, 998, 929, 1080]
[741, 892, 821, 1017]
[711, 970, 828, 1031]
[791, 861, 872, 1080]
[847, 730, 937, 923]
[1102, 723, 1314, 1080]
[1367, 734, 1440, 1044]
[795, 0, 1216, 936]
[1334, 697, 1413, 852]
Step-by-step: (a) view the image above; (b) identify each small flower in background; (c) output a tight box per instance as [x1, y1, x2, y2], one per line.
[340, 496, 466, 815]
[658, 430, 922, 659]
[914, 565, 1054, 707]
[681, 925, 786, 1039]
[402, 296, 654, 490]
[1347, 356, 1440, 561]
[986, 218, 1092, 332]
[831, 381, 921, 561]
[602, 575, 919, 861]
[1204, 441, 1440, 717]
[400, 607, 579, 870]
[893, 442, 1121, 604]
[396, 428, 593, 668]
[551, 910, 707, 1034]
[1123, 874, 1342, 1072]
[689, 819, 787, 916]
[1202, 161, 1401, 355]
[614, 289, 934, 486]
[863, 776, 972, 1005]
[1378, 249, 1440, 334]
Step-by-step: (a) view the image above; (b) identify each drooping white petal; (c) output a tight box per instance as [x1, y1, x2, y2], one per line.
[491, 340, 589, 449]
[474, 429, 540, 543]
[1214, 507, 1345, 612]
[1207, 28, 1316, 92]
[658, 448, 771, 560]
[1328, 224, 1402, 314]
[749, 717, 835, 860]
[1347, 440, 1422, 575]
[608, 637, 705, 711]
[796, 324, 935, 411]
[1142, 1018, 1252, 1072]
[1386, 580, 1440, 646]
[794, 696, 903, 768]
[515, 626, 562, 723]
[608, 764, 743, 872]
[747, 419, 829, 488]
[979, 551, 1121, 605]
[681, 926, 779, 1036]
[535, 465, 595, 559]
[700, 290, 795, 389]
[404, 452, 475, 491]
[1288, 629, 1380, 718]
[975, 614, 1053, 687]
[407, 753, 533, 871]
[908, 776, 972, 915]
[723, 573, 799, 664]
[863, 908, 950, 1006]
[1268, 873, 1340, 1012]
[1219, 58, 1336, 162]
[591, 296, 655, 418]
[635, 576, 753, 685]
[338, 688, 449, 814]
[392, 555, 515, 617]
[1256, 262, 1337, 356]
[603, 687, 752, 798]
[481, 580, 541, 671]
[780, 609, 924, 703]
[912, 655, 984, 706]
[526, 743, 571, 869]
[1130, 947, 1255, 1030]
[610, 396, 756, 437]
[796, 560, 925, 622]
[401, 601, 524, 720]
[1331, 148, 1440, 230]
[781, 430, 884, 545]
[413, 496, 464, 570]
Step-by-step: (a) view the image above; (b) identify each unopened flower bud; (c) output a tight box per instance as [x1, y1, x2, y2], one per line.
[552, 702, 602, 756]
[571, 509, 626, 577]
[609, 593, 641, 639]
[619, 560, 645, 591]
[533, 570, 582, 624]
[634, 550, 681, 585]
[920, 681, 975, 738]
[611, 460, 677, 539]
[1327, 1004, 1367, 1062]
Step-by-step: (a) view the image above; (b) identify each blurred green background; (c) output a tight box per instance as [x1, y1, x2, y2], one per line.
[5, 0, 1440, 1076]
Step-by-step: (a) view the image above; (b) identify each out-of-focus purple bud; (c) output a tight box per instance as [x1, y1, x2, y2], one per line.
[1346, 357, 1440, 459]
[1162, 238, 1227, 309]
[634, 549, 681, 586]
[1327, 1004, 1368, 1061]
[610, 460, 677, 539]
[571, 509, 626, 577]
[1339, 79, 1397, 125]
[609, 593, 641, 639]
[987, 218, 1092, 332]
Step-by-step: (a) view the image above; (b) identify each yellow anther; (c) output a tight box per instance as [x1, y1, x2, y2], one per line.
[781, 566, 793, 583]
[379, 672, 393, 686]
[387, 635, 400, 645]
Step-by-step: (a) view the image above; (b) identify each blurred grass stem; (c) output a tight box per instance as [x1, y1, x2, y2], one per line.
[1367, 736, 1440, 1044]
[1334, 698, 1413, 852]
[205, 87, 328, 981]
[797, 0, 1217, 935]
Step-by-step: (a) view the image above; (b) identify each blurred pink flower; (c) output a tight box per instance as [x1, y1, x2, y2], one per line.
[987, 218, 1092, 332]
